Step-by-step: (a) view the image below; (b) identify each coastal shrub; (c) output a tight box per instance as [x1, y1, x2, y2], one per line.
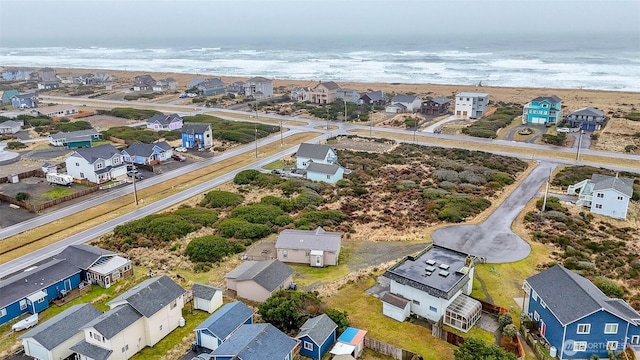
[200, 190, 244, 208]
[498, 313, 513, 328]
[113, 214, 195, 242]
[185, 235, 244, 263]
[454, 338, 517, 360]
[55, 120, 92, 132]
[488, 172, 514, 186]
[436, 195, 491, 223]
[173, 207, 218, 227]
[535, 196, 566, 212]
[157, 130, 181, 141]
[233, 169, 282, 186]
[101, 126, 160, 143]
[542, 133, 566, 146]
[294, 188, 324, 209]
[24, 116, 52, 127]
[624, 112, 640, 121]
[183, 114, 278, 144]
[15, 192, 30, 201]
[217, 218, 271, 239]
[294, 210, 347, 229]
[230, 204, 290, 226]
[258, 290, 324, 332]
[6, 141, 27, 150]
[462, 107, 518, 139]
[98, 107, 162, 119]
[592, 276, 624, 298]
[260, 195, 294, 212]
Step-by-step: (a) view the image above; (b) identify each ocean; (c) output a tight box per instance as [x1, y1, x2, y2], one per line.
[1, 33, 638, 91]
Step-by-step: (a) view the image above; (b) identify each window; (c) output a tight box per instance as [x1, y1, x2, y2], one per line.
[170, 300, 177, 310]
[533, 311, 539, 321]
[96, 162, 104, 170]
[595, 204, 603, 209]
[597, 193, 604, 198]
[604, 323, 618, 334]
[618, 196, 624, 200]
[159, 325, 163, 331]
[113, 157, 120, 164]
[0, 308, 6, 317]
[122, 344, 129, 353]
[412, 300, 420, 306]
[573, 341, 587, 351]
[75, 162, 79, 167]
[631, 335, 640, 345]
[304, 341, 313, 351]
[607, 341, 618, 351]
[38, 297, 45, 303]
[80, 172, 85, 178]
[283, 250, 288, 258]
[429, 306, 437, 312]
[540, 300, 546, 309]
[532, 291, 538, 301]
[19, 300, 27, 310]
[327, 175, 331, 179]
[577, 324, 590, 334]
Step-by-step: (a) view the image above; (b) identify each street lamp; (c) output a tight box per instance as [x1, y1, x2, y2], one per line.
[129, 160, 138, 206]
[575, 129, 584, 161]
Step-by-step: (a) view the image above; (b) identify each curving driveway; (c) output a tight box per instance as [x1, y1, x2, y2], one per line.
[503, 125, 548, 143]
[431, 161, 557, 263]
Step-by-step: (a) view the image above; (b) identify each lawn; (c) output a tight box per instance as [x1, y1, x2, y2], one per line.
[262, 159, 286, 170]
[289, 245, 353, 288]
[41, 187, 74, 199]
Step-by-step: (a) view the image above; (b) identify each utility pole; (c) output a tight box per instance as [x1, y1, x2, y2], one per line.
[280, 119, 283, 147]
[541, 167, 552, 212]
[254, 124, 258, 158]
[344, 99, 347, 122]
[575, 129, 584, 161]
[130, 161, 138, 206]
[369, 110, 372, 137]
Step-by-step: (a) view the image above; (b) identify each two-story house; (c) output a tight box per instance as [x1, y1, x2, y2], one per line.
[152, 78, 177, 92]
[181, 122, 213, 149]
[454, 92, 489, 119]
[566, 107, 607, 131]
[133, 75, 156, 91]
[523, 265, 640, 360]
[421, 97, 450, 116]
[386, 94, 422, 113]
[359, 90, 386, 106]
[209, 323, 299, 360]
[49, 129, 102, 149]
[522, 95, 562, 125]
[567, 173, 634, 220]
[336, 89, 360, 104]
[2, 68, 34, 81]
[197, 78, 226, 96]
[311, 81, 340, 104]
[194, 301, 254, 351]
[55, 244, 133, 289]
[65, 144, 127, 184]
[382, 244, 482, 332]
[243, 77, 273, 99]
[146, 113, 184, 131]
[11, 93, 39, 109]
[290, 87, 312, 102]
[295, 143, 338, 169]
[227, 81, 245, 96]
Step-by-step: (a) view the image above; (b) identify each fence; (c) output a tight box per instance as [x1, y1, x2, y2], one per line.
[431, 320, 465, 347]
[108, 136, 127, 145]
[521, 325, 552, 360]
[471, 296, 509, 314]
[0, 169, 46, 184]
[364, 337, 423, 360]
[0, 186, 100, 212]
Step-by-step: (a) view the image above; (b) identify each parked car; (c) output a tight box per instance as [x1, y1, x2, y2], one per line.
[127, 171, 143, 180]
[175, 147, 188, 153]
[172, 154, 186, 162]
[556, 127, 571, 133]
[179, 93, 188, 98]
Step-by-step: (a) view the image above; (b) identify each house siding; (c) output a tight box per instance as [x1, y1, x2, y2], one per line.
[306, 167, 344, 183]
[295, 148, 337, 169]
[299, 332, 335, 360]
[181, 127, 212, 149]
[236, 276, 293, 302]
[525, 289, 565, 357]
[382, 301, 410, 322]
[145, 294, 184, 346]
[590, 188, 629, 219]
[276, 248, 338, 267]
[455, 94, 489, 119]
[562, 312, 628, 360]
[523, 99, 562, 125]
[389, 281, 460, 322]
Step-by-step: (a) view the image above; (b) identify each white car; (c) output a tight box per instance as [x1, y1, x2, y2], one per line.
[175, 147, 188, 153]
[556, 127, 571, 133]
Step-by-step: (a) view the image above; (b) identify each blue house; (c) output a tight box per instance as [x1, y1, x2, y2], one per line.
[296, 314, 338, 360]
[181, 122, 213, 149]
[524, 265, 640, 359]
[0, 259, 81, 326]
[306, 162, 345, 184]
[122, 141, 174, 165]
[11, 93, 39, 109]
[194, 301, 254, 351]
[209, 323, 298, 360]
[522, 95, 562, 125]
[1, 89, 19, 105]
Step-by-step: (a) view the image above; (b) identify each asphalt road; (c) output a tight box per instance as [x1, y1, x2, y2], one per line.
[432, 161, 557, 263]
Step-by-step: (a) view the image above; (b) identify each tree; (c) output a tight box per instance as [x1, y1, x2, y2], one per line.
[502, 324, 518, 338]
[15, 192, 30, 202]
[498, 313, 514, 328]
[6, 141, 27, 150]
[258, 290, 324, 332]
[454, 338, 517, 360]
[185, 235, 244, 263]
[325, 308, 350, 334]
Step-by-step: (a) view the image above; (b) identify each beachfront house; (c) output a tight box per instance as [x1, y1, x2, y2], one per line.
[387, 94, 422, 113]
[37, 81, 60, 90]
[194, 301, 254, 351]
[359, 90, 387, 106]
[225, 260, 294, 302]
[567, 173, 633, 220]
[65, 144, 127, 184]
[38, 68, 56, 82]
[523, 265, 640, 360]
[181, 122, 213, 149]
[0, 120, 23, 134]
[566, 107, 607, 131]
[290, 87, 312, 102]
[146, 113, 184, 131]
[121, 141, 174, 165]
[19, 304, 101, 360]
[454, 92, 489, 119]
[381, 244, 482, 332]
[133, 75, 156, 91]
[209, 323, 299, 360]
[196, 78, 225, 96]
[48, 129, 102, 149]
[152, 78, 177, 92]
[295, 143, 338, 169]
[311, 81, 340, 104]
[11, 93, 39, 109]
[330, 327, 367, 358]
[336, 89, 360, 104]
[296, 314, 338, 360]
[1, 89, 19, 105]
[275, 227, 342, 267]
[2, 68, 34, 81]
[227, 81, 245, 95]
[192, 283, 224, 314]
[36, 104, 79, 118]
[522, 95, 562, 125]
[243, 77, 273, 99]
[55, 244, 133, 289]
[421, 96, 451, 116]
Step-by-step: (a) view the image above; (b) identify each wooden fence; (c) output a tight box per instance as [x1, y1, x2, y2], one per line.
[471, 296, 509, 314]
[431, 320, 465, 347]
[0, 169, 46, 184]
[364, 337, 423, 360]
[0, 186, 100, 212]
[521, 325, 552, 360]
[108, 136, 127, 145]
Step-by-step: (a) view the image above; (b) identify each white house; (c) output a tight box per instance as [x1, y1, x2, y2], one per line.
[275, 227, 342, 267]
[65, 144, 127, 184]
[55, 244, 133, 289]
[295, 143, 338, 169]
[243, 77, 273, 99]
[192, 283, 223, 314]
[387, 94, 422, 112]
[225, 260, 294, 302]
[146, 114, 183, 131]
[290, 87, 312, 102]
[567, 173, 634, 220]
[0, 120, 23, 134]
[382, 244, 482, 332]
[454, 92, 489, 119]
[35, 104, 78, 118]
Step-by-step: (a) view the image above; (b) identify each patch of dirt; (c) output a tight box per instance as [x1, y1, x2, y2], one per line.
[592, 117, 640, 153]
[82, 114, 139, 131]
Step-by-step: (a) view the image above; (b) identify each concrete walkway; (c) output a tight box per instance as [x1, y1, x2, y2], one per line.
[432, 161, 557, 263]
[423, 114, 462, 133]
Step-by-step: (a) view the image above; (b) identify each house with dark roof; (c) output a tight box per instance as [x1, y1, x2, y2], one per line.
[11, 93, 39, 109]
[227, 81, 245, 95]
[296, 314, 337, 360]
[244, 77, 273, 99]
[387, 94, 422, 113]
[421, 96, 451, 116]
[523, 265, 640, 359]
[187, 78, 206, 90]
[19, 303, 101, 360]
[181, 122, 213, 149]
[295, 143, 338, 169]
[225, 260, 294, 302]
[65, 144, 126, 184]
[209, 323, 299, 360]
[0, 258, 82, 326]
[121, 141, 174, 165]
[133, 75, 156, 91]
[48, 128, 102, 149]
[152, 78, 177, 92]
[1, 89, 19, 105]
[192, 283, 224, 314]
[522, 95, 562, 125]
[336, 89, 360, 104]
[196, 78, 226, 96]
[55, 244, 132, 289]
[311, 81, 340, 104]
[194, 301, 254, 350]
[566, 107, 607, 131]
[567, 173, 634, 219]
[381, 244, 481, 332]
[146, 113, 183, 131]
[359, 90, 386, 106]
[276, 227, 342, 267]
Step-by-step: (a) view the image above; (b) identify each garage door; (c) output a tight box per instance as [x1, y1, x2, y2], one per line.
[25, 340, 49, 359]
[531, 117, 545, 124]
[200, 333, 219, 351]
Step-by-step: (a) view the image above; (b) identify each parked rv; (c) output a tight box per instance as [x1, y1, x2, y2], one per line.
[46, 173, 74, 186]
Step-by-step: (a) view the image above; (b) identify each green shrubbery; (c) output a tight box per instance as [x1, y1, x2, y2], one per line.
[436, 195, 491, 222]
[183, 114, 278, 144]
[55, 120, 93, 132]
[217, 218, 271, 240]
[462, 107, 520, 139]
[233, 169, 282, 186]
[542, 133, 566, 145]
[294, 210, 347, 229]
[98, 107, 162, 119]
[185, 235, 244, 263]
[101, 126, 179, 144]
[173, 207, 218, 227]
[6, 141, 27, 150]
[200, 190, 244, 208]
[592, 276, 624, 298]
[535, 196, 567, 212]
[230, 204, 291, 227]
[624, 112, 640, 121]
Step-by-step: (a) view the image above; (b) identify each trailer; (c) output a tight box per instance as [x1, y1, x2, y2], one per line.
[46, 172, 74, 186]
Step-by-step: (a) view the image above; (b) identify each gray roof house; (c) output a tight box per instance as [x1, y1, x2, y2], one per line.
[107, 275, 185, 317]
[0, 120, 23, 134]
[276, 227, 342, 267]
[19, 303, 101, 360]
[146, 113, 183, 131]
[296, 314, 338, 360]
[121, 141, 174, 165]
[225, 260, 294, 302]
[196, 78, 226, 96]
[192, 283, 224, 313]
[359, 90, 386, 106]
[305, 163, 346, 184]
[567, 173, 634, 220]
[194, 301, 254, 350]
[209, 323, 298, 360]
[296, 143, 338, 169]
[566, 107, 607, 130]
[48, 129, 102, 148]
[54, 244, 133, 288]
[387, 94, 422, 112]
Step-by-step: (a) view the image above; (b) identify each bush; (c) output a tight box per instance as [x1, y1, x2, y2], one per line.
[326, 308, 350, 334]
[592, 276, 624, 298]
[233, 169, 282, 186]
[294, 210, 347, 229]
[462, 107, 519, 139]
[200, 190, 244, 208]
[624, 112, 640, 121]
[542, 133, 566, 146]
[498, 313, 513, 328]
[185, 235, 244, 263]
[183, 114, 278, 144]
[230, 204, 289, 226]
[502, 324, 518, 338]
[98, 107, 162, 119]
[55, 120, 92, 132]
[261, 195, 294, 212]
[101, 126, 160, 143]
[436, 195, 491, 223]
[16, 192, 30, 201]
[173, 207, 218, 227]
[6, 141, 27, 150]
[535, 196, 567, 212]
[217, 218, 271, 239]
[114, 214, 195, 242]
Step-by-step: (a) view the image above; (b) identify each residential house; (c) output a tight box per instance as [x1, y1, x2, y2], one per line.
[35, 104, 78, 118]
[55, 244, 132, 289]
[567, 173, 634, 220]
[19, 303, 101, 360]
[1, 89, 19, 105]
[0, 120, 23, 134]
[306, 163, 345, 183]
[11, 93, 39, 109]
[296, 314, 338, 360]
[146, 113, 183, 131]
[133, 75, 156, 91]
[196, 78, 225, 96]
[276, 227, 342, 267]
[359, 90, 386, 106]
[121, 141, 174, 165]
[194, 301, 254, 350]
[330, 327, 367, 358]
[382, 244, 482, 332]
[49, 129, 102, 149]
[454, 92, 489, 119]
[37, 81, 60, 90]
[289, 87, 312, 102]
[336, 89, 360, 104]
[295, 143, 338, 169]
[41, 162, 57, 174]
[152, 78, 177, 92]
[311, 81, 340, 104]
[523, 265, 640, 360]
[192, 283, 224, 314]
[181, 122, 213, 149]
[225, 260, 294, 302]
[387, 94, 422, 113]
[566, 107, 607, 131]
[0, 258, 82, 326]
[421, 96, 451, 116]
[209, 323, 299, 360]
[38, 68, 57, 82]
[187, 78, 205, 90]
[227, 81, 245, 95]
[2, 68, 34, 81]
[243, 77, 273, 99]
[522, 95, 562, 125]
[65, 144, 127, 184]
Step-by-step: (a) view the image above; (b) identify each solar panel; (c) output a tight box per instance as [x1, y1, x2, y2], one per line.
[439, 263, 450, 270]
[439, 270, 450, 277]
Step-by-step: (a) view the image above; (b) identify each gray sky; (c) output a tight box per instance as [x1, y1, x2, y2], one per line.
[1, 0, 638, 43]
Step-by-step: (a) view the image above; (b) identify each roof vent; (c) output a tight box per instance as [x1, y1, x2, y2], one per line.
[439, 270, 450, 277]
[439, 263, 450, 270]
[425, 271, 433, 276]
[426, 259, 436, 265]
[425, 266, 436, 272]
